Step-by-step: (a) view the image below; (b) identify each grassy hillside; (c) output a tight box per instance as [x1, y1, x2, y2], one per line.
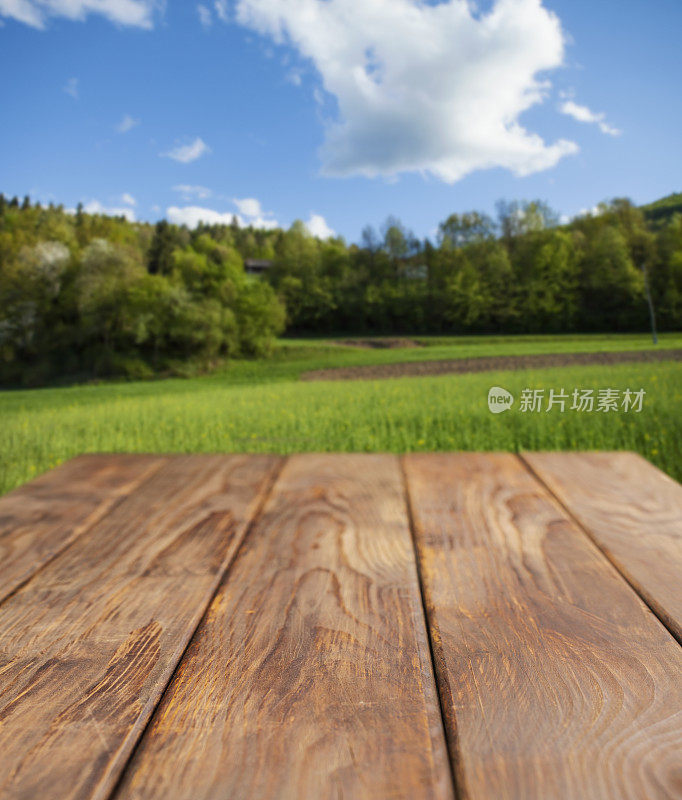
[641, 192, 682, 225]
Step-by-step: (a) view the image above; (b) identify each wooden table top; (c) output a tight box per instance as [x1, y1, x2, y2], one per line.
[0, 452, 680, 800]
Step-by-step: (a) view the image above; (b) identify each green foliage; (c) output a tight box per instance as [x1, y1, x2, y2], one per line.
[641, 192, 682, 226]
[1, 192, 681, 386]
[0, 199, 285, 385]
[261, 197, 681, 337]
[438, 211, 495, 248]
[270, 199, 682, 334]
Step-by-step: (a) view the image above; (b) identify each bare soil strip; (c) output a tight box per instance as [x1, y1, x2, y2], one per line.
[332, 338, 424, 349]
[300, 348, 682, 382]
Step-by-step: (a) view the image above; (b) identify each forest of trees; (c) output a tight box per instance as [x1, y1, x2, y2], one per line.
[1, 192, 680, 385]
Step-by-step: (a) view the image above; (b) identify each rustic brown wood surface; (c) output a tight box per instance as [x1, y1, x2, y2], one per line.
[115, 454, 453, 800]
[0, 455, 280, 800]
[1, 452, 681, 800]
[523, 451, 682, 643]
[404, 452, 682, 800]
[0, 454, 165, 603]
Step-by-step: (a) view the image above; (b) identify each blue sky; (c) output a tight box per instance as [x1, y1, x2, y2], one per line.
[1, 0, 680, 242]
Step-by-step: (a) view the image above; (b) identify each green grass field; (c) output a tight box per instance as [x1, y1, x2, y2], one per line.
[1, 333, 680, 495]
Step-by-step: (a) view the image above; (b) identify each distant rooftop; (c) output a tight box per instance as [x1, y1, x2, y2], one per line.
[244, 259, 273, 275]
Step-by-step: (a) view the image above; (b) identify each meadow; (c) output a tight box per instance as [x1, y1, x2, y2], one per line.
[1, 333, 680, 495]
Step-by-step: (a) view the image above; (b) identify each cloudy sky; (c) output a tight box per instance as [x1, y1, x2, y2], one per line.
[1, 0, 680, 240]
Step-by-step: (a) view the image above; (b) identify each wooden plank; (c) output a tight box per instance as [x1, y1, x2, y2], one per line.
[114, 454, 454, 800]
[404, 452, 682, 800]
[0, 454, 280, 800]
[523, 451, 682, 643]
[0, 454, 165, 603]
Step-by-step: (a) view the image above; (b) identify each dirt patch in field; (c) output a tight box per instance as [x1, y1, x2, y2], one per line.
[333, 338, 424, 349]
[301, 348, 682, 382]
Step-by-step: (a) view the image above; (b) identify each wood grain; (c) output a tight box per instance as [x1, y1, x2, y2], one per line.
[0, 454, 280, 800]
[404, 452, 682, 800]
[114, 453, 453, 800]
[0, 454, 165, 603]
[523, 451, 682, 643]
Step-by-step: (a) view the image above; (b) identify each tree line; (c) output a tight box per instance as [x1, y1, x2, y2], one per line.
[0, 197, 285, 384]
[261, 198, 681, 336]
[0, 192, 680, 385]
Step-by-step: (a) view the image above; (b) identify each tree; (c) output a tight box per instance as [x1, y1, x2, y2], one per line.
[652, 215, 682, 329]
[466, 240, 516, 329]
[514, 230, 578, 331]
[0, 241, 71, 368]
[3, 188, 682, 384]
[579, 226, 644, 329]
[148, 220, 183, 275]
[497, 199, 558, 242]
[441, 257, 487, 330]
[361, 225, 381, 254]
[76, 239, 145, 360]
[381, 216, 411, 260]
[438, 212, 495, 249]
[619, 203, 659, 343]
[234, 279, 286, 354]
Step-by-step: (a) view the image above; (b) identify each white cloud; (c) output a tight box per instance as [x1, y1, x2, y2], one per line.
[197, 3, 211, 27]
[173, 184, 213, 200]
[232, 197, 281, 227]
[559, 99, 621, 137]
[0, 0, 160, 29]
[214, 0, 228, 22]
[234, 0, 578, 183]
[233, 197, 264, 218]
[305, 213, 335, 239]
[116, 114, 140, 134]
[121, 193, 137, 206]
[161, 137, 211, 163]
[63, 77, 79, 99]
[0, 0, 43, 27]
[576, 204, 606, 219]
[168, 196, 320, 233]
[81, 200, 136, 221]
[167, 205, 280, 230]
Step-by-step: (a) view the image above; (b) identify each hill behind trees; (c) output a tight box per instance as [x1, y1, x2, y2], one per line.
[641, 192, 682, 226]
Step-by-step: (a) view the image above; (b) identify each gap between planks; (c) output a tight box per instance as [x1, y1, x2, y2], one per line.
[399, 456, 464, 800]
[0, 455, 284, 800]
[110, 452, 682, 800]
[2, 453, 680, 800]
[0, 454, 167, 605]
[112, 454, 455, 800]
[404, 452, 682, 800]
[105, 455, 287, 799]
[519, 452, 682, 647]
[93, 454, 287, 800]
